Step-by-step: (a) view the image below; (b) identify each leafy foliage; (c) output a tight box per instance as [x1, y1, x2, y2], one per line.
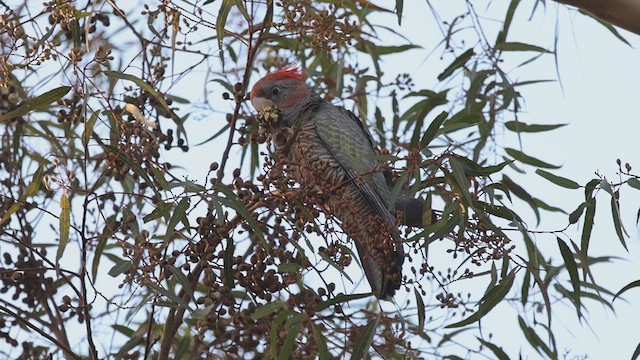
[0, 0, 637, 359]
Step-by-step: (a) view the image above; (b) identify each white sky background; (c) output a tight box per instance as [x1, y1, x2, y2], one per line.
[3, 0, 640, 358]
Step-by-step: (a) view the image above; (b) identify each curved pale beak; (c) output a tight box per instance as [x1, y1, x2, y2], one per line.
[250, 96, 275, 112]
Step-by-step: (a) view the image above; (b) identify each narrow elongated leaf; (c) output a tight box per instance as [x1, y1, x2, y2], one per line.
[352, 315, 379, 360]
[251, 302, 285, 320]
[628, 178, 640, 191]
[107, 256, 131, 277]
[216, 0, 234, 53]
[312, 323, 331, 360]
[104, 71, 171, 114]
[610, 193, 629, 251]
[215, 183, 269, 252]
[146, 282, 190, 310]
[83, 111, 99, 146]
[415, 289, 426, 336]
[164, 197, 190, 243]
[1, 166, 44, 226]
[569, 202, 587, 224]
[420, 111, 448, 149]
[505, 121, 566, 133]
[224, 237, 235, 287]
[518, 316, 554, 358]
[0, 86, 71, 122]
[278, 315, 302, 360]
[614, 280, 640, 301]
[505, 148, 560, 169]
[557, 238, 581, 316]
[394, 0, 403, 25]
[578, 9, 630, 46]
[377, 44, 420, 55]
[233, 0, 250, 21]
[536, 169, 580, 189]
[496, 0, 520, 44]
[438, 49, 474, 81]
[478, 338, 510, 360]
[447, 270, 516, 328]
[317, 293, 371, 312]
[632, 342, 640, 360]
[496, 41, 551, 53]
[56, 193, 71, 264]
[168, 266, 196, 304]
[581, 197, 596, 255]
[448, 158, 473, 205]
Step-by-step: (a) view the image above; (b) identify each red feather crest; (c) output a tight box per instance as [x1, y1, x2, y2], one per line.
[262, 66, 303, 82]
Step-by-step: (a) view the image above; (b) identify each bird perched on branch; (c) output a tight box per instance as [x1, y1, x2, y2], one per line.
[250, 67, 433, 300]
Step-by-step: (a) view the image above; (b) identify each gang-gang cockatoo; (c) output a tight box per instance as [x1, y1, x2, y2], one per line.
[250, 67, 432, 300]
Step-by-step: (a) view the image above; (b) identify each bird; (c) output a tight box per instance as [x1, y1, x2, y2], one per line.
[250, 67, 433, 300]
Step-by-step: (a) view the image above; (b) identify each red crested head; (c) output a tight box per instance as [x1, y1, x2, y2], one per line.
[250, 66, 311, 113]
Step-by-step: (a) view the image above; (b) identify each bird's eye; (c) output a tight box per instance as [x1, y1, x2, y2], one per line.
[271, 87, 280, 96]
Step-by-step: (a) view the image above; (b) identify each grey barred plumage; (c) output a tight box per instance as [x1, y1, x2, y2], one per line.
[251, 67, 432, 299]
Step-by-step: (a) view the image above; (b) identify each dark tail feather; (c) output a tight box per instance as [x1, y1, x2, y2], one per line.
[395, 195, 438, 228]
[386, 174, 437, 227]
[353, 240, 402, 300]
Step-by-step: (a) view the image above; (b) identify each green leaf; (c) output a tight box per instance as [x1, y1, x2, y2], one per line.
[477, 338, 510, 360]
[224, 237, 235, 287]
[216, 0, 234, 54]
[627, 178, 640, 191]
[278, 315, 302, 360]
[215, 183, 270, 253]
[557, 238, 581, 317]
[377, 44, 420, 55]
[610, 193, 629, 251]
[536, 169, 580, 189]
[632, 342, 640, 360]
[504, 120, 566, 133]
[415, 288, 426, 336]
[83, 111, 99, 146]
[317, 293, 371, 312]
[496, 41, 551, 53]
[518, 316, 554, 358]
[496, 0, 521, 44]
[578, 9, 630, 46]
[0, 86, 71, 122]
[614, 280, 640, 301]
[56, 193, 71, 265]
[146, 281, 190, 310]
[394, 0, 403, 25]
[233, 0, 250, 21]
[168, 266, 195, 304]
[143, 201, 173, 223]
[352, 315, 379, 360]
[108, 257, 131, 277]
[164, 197, 190, 243]
[104, 144, 160, 197]
[92, 235, 108, 280]
[569, 202, 587, 224]
[104, 71, 171, 114]
[251, 302, 285, 320]
[446, 270, 516, 328]
[438, 49, 474, 81]
[448, 157, 473, 205]
[581, 197, 596, 256]
[312, 323, 331, 360]
[505, 148, 560, 169]
[0, 166, 44, 226]
[420, 111, 448, 149]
